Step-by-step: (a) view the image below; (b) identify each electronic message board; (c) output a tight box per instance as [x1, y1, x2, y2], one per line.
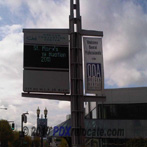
[24, 45, 69, 69]
[23, 29, 70, 93]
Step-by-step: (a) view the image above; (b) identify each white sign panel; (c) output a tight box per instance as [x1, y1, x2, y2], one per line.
[83, 37, 104, 95]
[23, 29, 69, 94]
[23, 70, 69, 93]
[24, 32, 68, 45]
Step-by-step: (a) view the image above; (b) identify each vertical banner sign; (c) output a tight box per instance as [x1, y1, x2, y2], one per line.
[83, 37, 104, 95]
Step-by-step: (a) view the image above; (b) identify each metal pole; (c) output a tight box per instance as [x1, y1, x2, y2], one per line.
[41, 135, 43, 147]
[21, 115, 23, 133]
[0, 108, 7, 110]
[70, 0, 85, 146]
[21, 115, 23, 146]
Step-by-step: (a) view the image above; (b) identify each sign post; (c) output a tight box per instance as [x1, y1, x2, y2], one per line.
[69, 0, 85, 145]
[22, 0, 106, 146]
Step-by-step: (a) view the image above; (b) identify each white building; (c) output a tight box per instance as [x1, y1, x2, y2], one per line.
[85, 87, 147, 146]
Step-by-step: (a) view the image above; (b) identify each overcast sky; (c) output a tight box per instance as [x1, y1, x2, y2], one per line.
[0, 0, 147, 131]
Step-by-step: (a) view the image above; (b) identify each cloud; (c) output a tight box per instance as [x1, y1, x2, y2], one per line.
[0, 16, 2, 21]
[23, 0, 69, 28]
[0, 25, 23, 84]
[0, 0, 23, 10]
[81, 0, 147, 87]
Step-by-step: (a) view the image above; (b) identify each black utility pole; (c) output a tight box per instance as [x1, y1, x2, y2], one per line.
[70, 0, 85, 146]
[21, 115, 23, 134]
[21, 112, 28, 146]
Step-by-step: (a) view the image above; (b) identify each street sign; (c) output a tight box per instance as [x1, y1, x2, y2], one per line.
[83, 37, 104, 95]
[37, 118, 47, 127]
[23, 29, 70, 93]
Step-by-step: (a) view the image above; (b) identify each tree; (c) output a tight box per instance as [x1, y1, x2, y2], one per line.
[59, 138, 68, 147]
[24, 135, 32, 147]
[9, 131, 32, 147]
[43, 139, 50, 147]
[32, 136, 41, 147]
[0, 120, 13, 147]
[8, 131, 21, 147]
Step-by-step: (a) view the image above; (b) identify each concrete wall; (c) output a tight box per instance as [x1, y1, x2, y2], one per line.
[86, 87, 147, 113]
[104, 87, 147, 104]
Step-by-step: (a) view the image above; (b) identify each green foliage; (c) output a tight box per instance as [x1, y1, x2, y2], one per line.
[0, 120, 14, 145]
[43, 139, 50, 147]
[8, 131, 33, 147]
[23, 135, 32, 147]
[0, 121, 49, 147]
[58, 138, 68, 147]
[126, 138, 147, 147]
[10, 131, 21, 147]
[32, 136, 41, 147]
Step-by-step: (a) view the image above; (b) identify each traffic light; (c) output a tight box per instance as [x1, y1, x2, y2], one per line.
[23, 115, 27, 123]
[12, 123, 15, 130]
[22, 115, 27, 123]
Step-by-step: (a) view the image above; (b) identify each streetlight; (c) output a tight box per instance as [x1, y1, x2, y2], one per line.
[44, 107, 48, 118]
[37, 107, 40, 118]
[36, 107, 48, 147]
[0, 107, 7, 110]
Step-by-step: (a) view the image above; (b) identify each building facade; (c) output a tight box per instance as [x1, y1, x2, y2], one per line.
[85, 87, 147, 146]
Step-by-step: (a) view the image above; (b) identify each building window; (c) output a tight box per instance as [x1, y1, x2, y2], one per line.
[98, 103, 147, 120]
[92, 108, 97, 119]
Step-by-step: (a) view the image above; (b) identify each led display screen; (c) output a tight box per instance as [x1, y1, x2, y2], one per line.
[24, 44, 69, 69]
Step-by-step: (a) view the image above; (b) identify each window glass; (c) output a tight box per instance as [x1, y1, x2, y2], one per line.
[92, 108, 97, 119]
